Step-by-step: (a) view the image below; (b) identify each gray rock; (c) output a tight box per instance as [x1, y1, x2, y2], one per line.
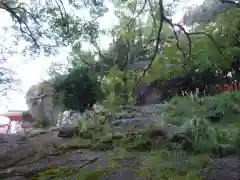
[135, 83, 163, 105]
[0, 132, 148, 180]
[25, 81, 62, 127]
[1, 102, 240, 180]
[56, 110, 83, 127]
[58, 125, 79, 138]
[204, 156, 240, 180]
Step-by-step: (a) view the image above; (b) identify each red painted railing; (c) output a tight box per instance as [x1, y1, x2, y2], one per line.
[0, 120, 13, 133]
[215, 83, 240, 93]
[0, 112, 23, 133]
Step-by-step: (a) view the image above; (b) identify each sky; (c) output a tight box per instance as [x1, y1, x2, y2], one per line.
[0, 0, 204, 125]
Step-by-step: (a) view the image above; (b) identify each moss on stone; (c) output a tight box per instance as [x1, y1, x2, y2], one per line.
[31, 167, 77, 180]
[80, 168, 112, 180]
[32, 167, 113, 180]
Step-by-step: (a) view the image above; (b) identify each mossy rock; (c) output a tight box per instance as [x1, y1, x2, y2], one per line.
[90, 142, 114, 151]
[80, 168, 112, 180]
[31, 167, 78, 180]
[32, 167, 113, 180]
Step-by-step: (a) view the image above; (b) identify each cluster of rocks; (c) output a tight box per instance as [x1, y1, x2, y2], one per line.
[22, 74, 218, 131]
[3, 80, 233, 179]
[22, 80, 164, 133]
[1, 100, 239, 179]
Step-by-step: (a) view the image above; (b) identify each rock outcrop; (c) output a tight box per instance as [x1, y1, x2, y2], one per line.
[25, 81, 62, 126]
[135, 83, 163, 105]
[0, 103, 239, 179]
[204, 156, 240, 180]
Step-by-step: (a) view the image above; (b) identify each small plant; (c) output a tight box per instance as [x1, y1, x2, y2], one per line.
[163, 95, 205, 126]
[204, 91, 240, 119]
[234, 126, 240, 150]
[101, 67, 137, 113]
[139, 149, 205, 179]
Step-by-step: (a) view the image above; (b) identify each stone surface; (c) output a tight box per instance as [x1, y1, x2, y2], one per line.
[0, 132, 147, 180]
[1, 132, 239, 180]
[0, 104, 168, 179]
[204, 156, 240, 180]
[56, 104, 171, 138]
[57, 125, 79, 138]
[56, 110, 83, 127]
[1, 103, 239, 180]
[135, 83, 163, 105]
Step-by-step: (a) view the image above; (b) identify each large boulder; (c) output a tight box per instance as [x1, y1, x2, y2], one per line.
[135, 83, 163, 105]
[25, 81, 62, 126]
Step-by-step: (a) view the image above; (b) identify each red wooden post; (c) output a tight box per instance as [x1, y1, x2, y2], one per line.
[223, 84, 229, 92]
[238, 83, 240, 90]
[234, 83, 238, 91]
[228, 84, 234, 91]
[0, 111, 24, 133]
[6, 120, 12, 133]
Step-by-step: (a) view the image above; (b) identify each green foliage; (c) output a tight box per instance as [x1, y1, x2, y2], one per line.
[52, 67, 103, 112]
[5, 2, 240, 179]
[32, 167, 77, 180]
[140, 150, 207, 179]
[100, 67, 138, 112]
[165, 91, 240, 124]
[46, 1, 240, 114]
[163, 91, 240, 155]
[30, 90, 240, 179]
[204, 92, 240, 117]
[161, 8, 240, 75]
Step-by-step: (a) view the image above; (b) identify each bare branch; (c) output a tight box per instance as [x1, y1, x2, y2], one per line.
[54, 0, 70, 38]
[136, 0, 228, 86]
[0, 2, 40, 50]
[12, 3, 40, 25]
[136, 0, 164, 84]
[78, 54, 94, 68]
[188, 31, 227, 59]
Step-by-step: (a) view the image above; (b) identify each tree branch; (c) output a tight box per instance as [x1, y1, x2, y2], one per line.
[136, 0, 228, 86]
[0, 1, 40, 50]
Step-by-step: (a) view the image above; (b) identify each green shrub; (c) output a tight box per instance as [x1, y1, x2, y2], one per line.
[52, 67, 103, 112]
[100, 67, 138, 113]
[163, 95, 206, 126]
[203, 91, 240, 119]
[164, 91, 240, 125]
[162, 91, 240, 155]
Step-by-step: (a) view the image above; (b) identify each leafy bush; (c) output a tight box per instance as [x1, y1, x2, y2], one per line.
[164, 91, 240, 125]
[162, 91, 240, 155]
[52, 67, 103, 112]
[163, 95, 206, 126]
[181, 117, 220, 154]
[100, 67, 138, 113]
[204, 91, 240, 118]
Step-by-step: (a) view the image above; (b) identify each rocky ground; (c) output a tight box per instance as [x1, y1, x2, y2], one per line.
[0, 104, 240, 180]
[0, 132, 148, 180]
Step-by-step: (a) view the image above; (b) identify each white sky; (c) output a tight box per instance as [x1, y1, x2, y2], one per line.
[0, 0, 204, 122]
